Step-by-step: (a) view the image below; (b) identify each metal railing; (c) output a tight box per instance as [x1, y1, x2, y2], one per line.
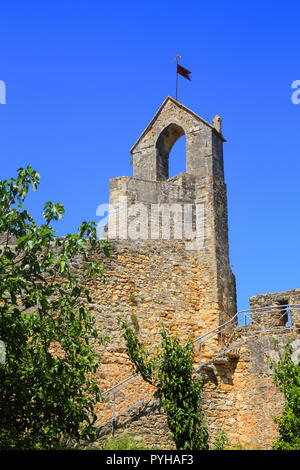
[98, 304, 300, 430]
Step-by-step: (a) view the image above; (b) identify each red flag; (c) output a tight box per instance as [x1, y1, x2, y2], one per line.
[177, 64, 191, 80]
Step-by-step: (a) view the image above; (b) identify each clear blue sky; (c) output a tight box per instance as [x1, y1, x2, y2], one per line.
[0, 1, 299, 311]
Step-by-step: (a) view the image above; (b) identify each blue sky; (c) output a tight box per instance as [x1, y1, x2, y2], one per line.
[0, 1, 299, 311]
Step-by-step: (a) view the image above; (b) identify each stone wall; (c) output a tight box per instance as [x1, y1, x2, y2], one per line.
[5, 98, 298, 450]
[92, 97, 237, 395]
[201, 332, 294, 449]
[84, 239, 224, 394]
[107, 96, 236, 330]
[250, 290, 300, 328]
[87, 98, 300, 449]
[96, 331, 300, 450]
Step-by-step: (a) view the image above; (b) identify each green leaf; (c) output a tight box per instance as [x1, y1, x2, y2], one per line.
[0, 166, 110, 450]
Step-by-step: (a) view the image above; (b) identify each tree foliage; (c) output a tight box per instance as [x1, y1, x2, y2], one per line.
[119, 318, 209, 450]
[270, 341, 300, 450]
[0, 166, 110, 449]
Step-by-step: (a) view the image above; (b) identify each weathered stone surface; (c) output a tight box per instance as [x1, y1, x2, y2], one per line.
[250, 290, 300, 327]
[95, 331, 300, 450]
[90, 99, 300, 449]
[4, 98, 298, 450]
[84, 97, 239, 439]
[107, 96, 236, 328]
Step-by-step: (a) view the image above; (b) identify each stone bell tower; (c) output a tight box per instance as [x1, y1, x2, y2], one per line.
[106, 96, 236, 329]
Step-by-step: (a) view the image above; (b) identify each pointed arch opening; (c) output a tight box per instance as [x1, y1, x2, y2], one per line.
[169, 134, 186, 179]
[156, 123, 185, 181]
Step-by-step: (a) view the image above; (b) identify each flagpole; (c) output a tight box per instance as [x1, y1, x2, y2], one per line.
[174, 55, 181, 101]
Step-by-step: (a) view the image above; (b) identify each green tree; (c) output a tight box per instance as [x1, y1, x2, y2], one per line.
[119, 318, 209, 450]
[0, 166, 110, 449]
[270, 341, 300, 450]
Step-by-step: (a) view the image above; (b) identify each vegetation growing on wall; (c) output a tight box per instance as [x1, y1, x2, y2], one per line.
[119, 318, 209, 450]
[270, 340, 300, 450]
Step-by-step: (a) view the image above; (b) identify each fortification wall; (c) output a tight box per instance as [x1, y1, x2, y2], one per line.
[96, 331, 300, 450]
[82, 239, 229, 395]
[106, 96, 237, 331]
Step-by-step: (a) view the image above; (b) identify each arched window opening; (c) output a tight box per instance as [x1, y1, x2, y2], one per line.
[156, 123, 185, 180]
[169, 134, 186, 179]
